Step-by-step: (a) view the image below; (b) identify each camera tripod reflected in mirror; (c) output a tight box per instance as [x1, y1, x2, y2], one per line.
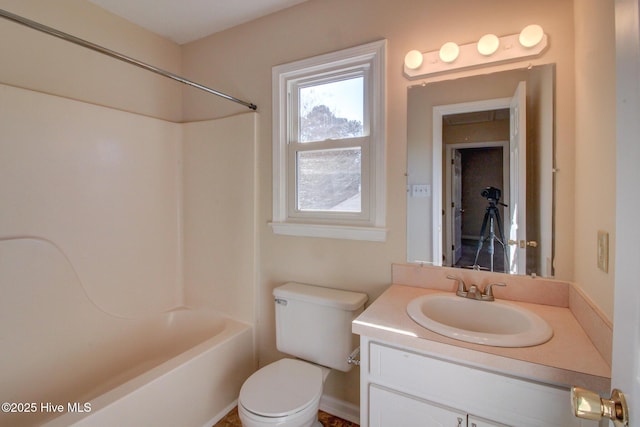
[472, 186, 509, 272]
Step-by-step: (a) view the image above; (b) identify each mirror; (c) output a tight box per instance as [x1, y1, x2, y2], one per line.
[407, 64, 555, 277]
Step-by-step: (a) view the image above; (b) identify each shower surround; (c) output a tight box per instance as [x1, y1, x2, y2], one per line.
[0, 83, 258, 426]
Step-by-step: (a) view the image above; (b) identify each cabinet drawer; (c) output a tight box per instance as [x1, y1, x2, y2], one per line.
[368, 341, 594, 427]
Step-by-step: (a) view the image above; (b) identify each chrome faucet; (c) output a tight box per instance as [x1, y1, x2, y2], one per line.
[446, 275, 506, 301]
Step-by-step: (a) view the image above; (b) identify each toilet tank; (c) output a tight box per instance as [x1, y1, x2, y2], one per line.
[273, 282, 368, 372]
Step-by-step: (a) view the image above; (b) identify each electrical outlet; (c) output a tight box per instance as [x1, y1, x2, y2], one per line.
[597, 230, 609, 273]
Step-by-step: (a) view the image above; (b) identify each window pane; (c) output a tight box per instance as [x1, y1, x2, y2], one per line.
[299, 77, 364, 142]
[296, 148, 361, 212]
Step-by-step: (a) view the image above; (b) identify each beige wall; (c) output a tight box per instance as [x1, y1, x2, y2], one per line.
[573, 0, 616, 318]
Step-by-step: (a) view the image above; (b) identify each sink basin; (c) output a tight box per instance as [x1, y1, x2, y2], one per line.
[406, 294, 553, 347]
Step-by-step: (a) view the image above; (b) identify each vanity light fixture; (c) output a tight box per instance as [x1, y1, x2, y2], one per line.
[403, 24, 548, 79]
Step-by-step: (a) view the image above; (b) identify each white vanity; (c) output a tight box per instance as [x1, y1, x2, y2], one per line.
[352, 264, 611, 427]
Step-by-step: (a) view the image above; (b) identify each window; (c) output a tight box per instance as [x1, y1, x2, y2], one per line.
[271, 40, 387, 241]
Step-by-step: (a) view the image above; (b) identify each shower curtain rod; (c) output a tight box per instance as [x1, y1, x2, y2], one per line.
[0, 8, 258, 111]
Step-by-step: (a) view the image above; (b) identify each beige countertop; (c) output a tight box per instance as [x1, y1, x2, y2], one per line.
[353, 284, 611, 393]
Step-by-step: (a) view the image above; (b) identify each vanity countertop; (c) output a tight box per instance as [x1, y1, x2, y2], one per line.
[352, 284, 611, 393]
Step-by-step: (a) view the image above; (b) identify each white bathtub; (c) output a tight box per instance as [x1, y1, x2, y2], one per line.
[0, 238, 255, 427]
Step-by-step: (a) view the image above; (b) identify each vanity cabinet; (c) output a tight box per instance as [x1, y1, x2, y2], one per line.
[359, 337, 601, 427]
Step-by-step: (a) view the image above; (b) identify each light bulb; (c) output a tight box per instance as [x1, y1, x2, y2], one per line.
[439, 42, 459, 63]
[519, 24, 544, 48]
[404, 50, 423, 70]
[477, 34, 499, 56]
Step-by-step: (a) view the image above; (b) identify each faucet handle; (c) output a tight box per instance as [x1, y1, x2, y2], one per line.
[446, 275, 468, 296]
[483, 282, 506, 300]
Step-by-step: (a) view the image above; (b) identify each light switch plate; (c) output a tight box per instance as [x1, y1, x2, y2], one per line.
[597, 230, 609, 273]
[410, 184, 431, 198]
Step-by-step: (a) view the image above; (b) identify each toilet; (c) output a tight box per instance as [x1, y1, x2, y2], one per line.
[238, 282, 368, 427]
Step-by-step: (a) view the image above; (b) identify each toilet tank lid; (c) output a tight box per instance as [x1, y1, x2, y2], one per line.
[274, 282, 368, 311]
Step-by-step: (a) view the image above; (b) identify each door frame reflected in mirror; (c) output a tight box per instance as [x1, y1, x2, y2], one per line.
[433, 97, 513, 272]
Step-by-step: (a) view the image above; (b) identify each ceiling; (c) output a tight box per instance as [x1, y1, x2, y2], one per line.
[88, 0, 309, 45]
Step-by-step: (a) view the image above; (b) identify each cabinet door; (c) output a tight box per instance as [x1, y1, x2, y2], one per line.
[370, 385, 466, 427]
[468, 415, 510, 427]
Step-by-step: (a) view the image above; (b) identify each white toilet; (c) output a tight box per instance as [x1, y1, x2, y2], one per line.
[238, 282, 368, 427]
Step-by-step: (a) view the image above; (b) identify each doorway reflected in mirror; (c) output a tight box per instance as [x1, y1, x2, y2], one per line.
[444, 110, 509, 273]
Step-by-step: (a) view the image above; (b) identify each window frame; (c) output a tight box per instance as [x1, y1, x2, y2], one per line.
[270, 40, 387, 241]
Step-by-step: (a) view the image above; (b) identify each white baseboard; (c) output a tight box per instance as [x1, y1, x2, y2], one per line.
[202, 400, 238, 427]
[319, 394, 360, 425]
[207, 395, 360, 426]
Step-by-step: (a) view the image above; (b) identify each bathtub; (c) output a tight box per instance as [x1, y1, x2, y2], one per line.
[0, 238, 255, 427]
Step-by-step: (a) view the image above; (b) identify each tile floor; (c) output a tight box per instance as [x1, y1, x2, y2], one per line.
[213, 407, 359, 427]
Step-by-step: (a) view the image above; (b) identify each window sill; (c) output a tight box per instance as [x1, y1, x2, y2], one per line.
[269, 222, 387, 242]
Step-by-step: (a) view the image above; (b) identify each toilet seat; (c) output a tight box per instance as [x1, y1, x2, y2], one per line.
[239, 358, 323, 418]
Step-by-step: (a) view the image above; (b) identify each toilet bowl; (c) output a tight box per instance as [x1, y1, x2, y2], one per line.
[238, 358, 329, 427]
